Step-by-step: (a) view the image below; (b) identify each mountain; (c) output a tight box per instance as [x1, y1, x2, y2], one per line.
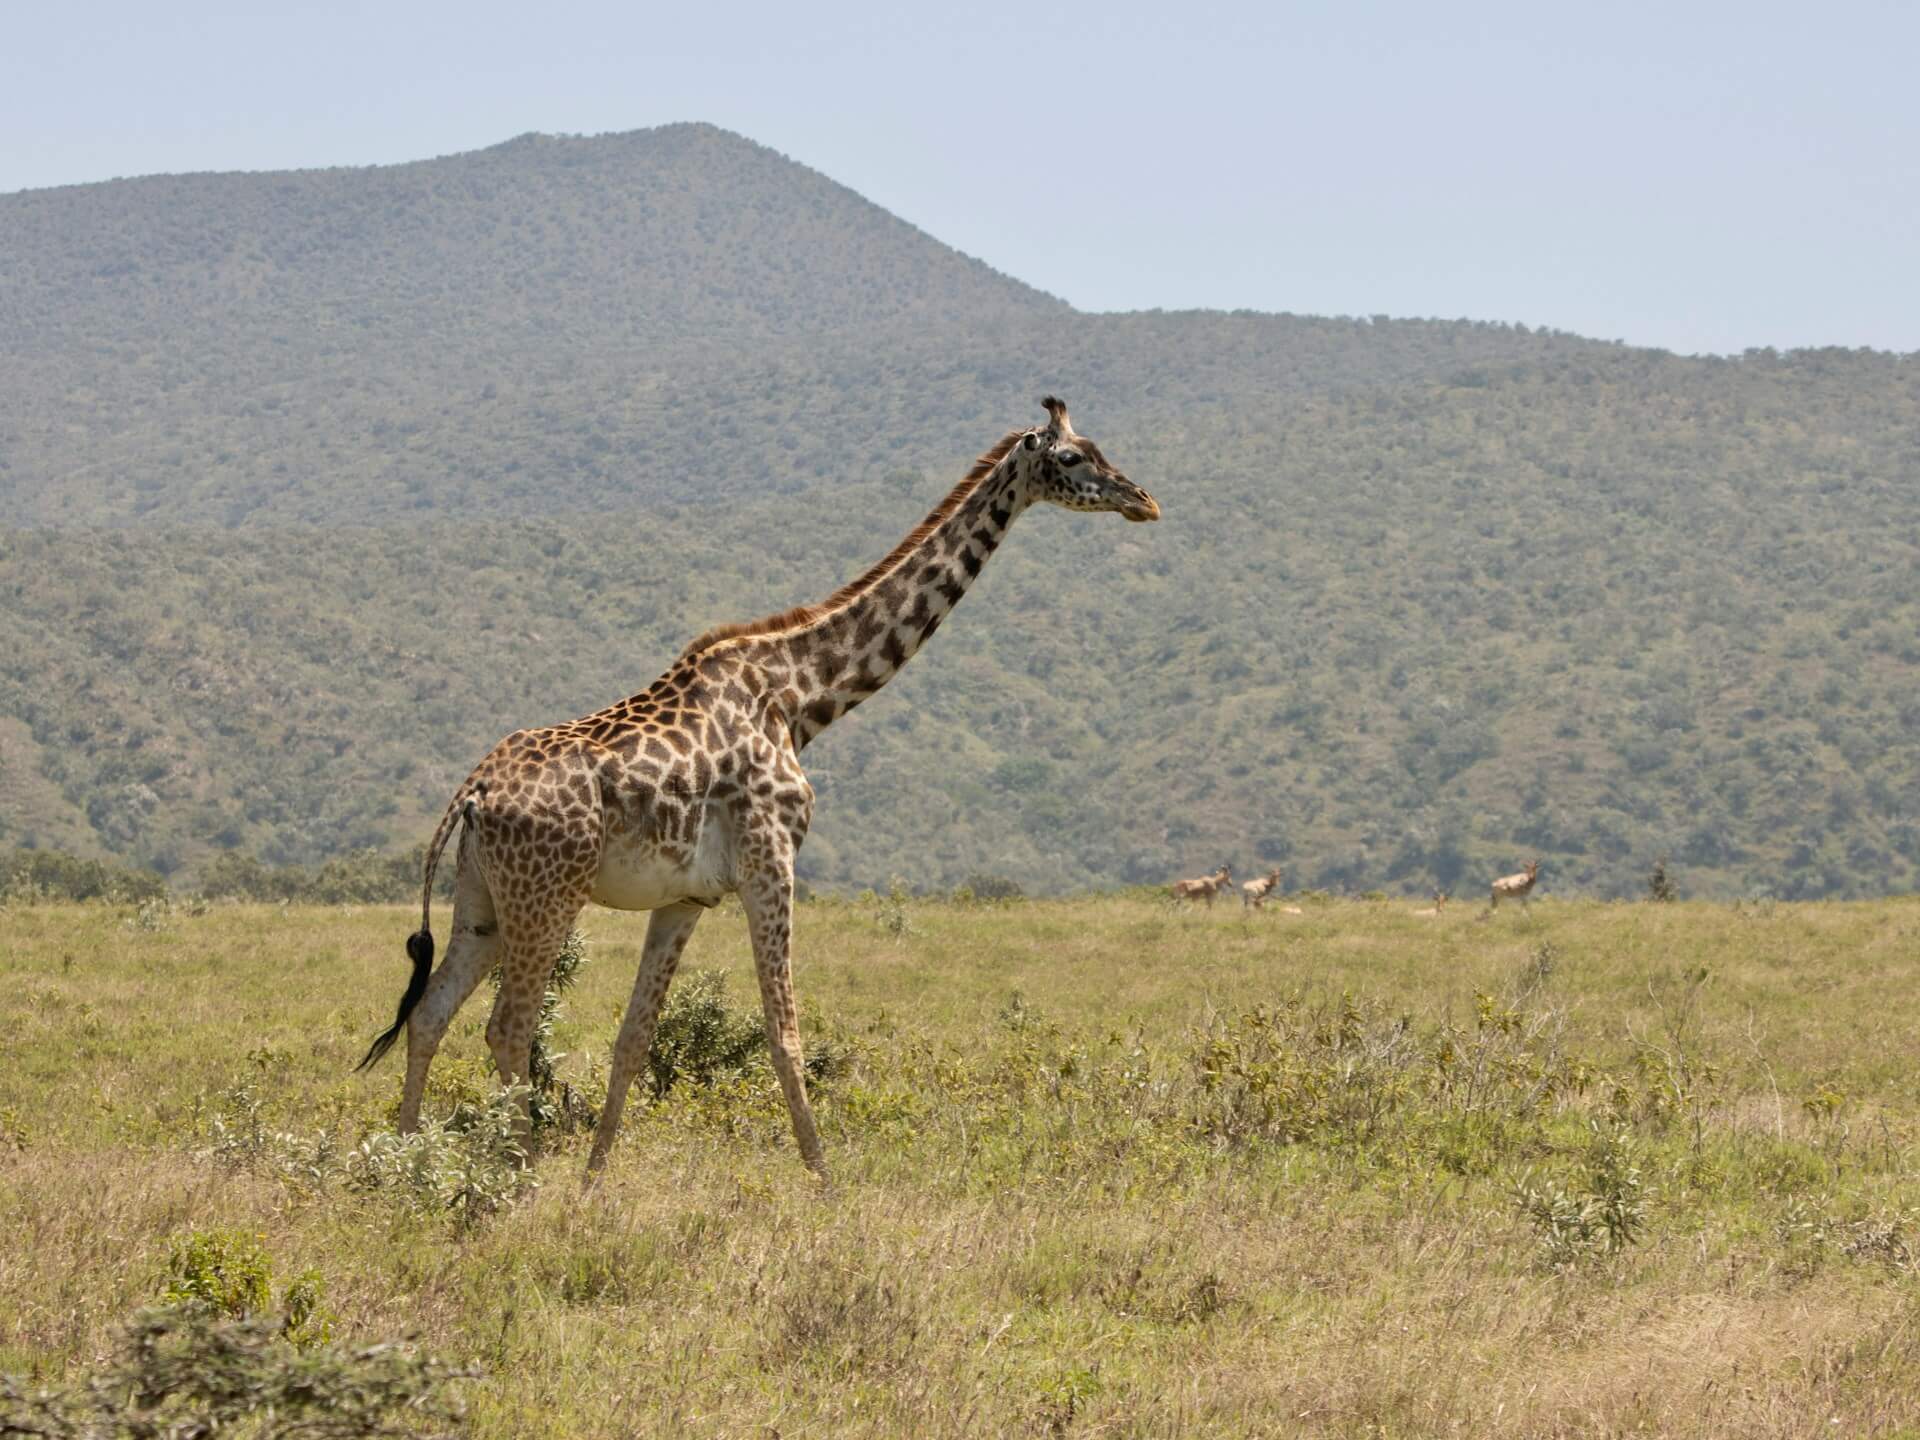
[0, 124, 1600, 527]
[2, 126, 1917, 898]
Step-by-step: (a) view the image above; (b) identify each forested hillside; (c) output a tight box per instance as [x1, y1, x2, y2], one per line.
[2, 125, 1916, 896]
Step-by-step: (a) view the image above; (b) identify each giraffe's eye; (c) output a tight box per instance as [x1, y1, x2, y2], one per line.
[1059, 452, 1083, 468]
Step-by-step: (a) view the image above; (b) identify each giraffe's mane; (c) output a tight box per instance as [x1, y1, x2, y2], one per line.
[679, 427, 1029, 660]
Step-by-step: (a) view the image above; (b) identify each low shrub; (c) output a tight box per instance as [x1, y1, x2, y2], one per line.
[344, 1086, 537, 1231]
[1189, 988, 1588, 1163]
[0, 847, 166, 904]
[0, 1304, 472, 1438]
[1647, 856, 1678, 902]
[160, 1227, 338, 1350]
[162, 1228, 273, 1320]
[958, 872, 1024, 903]
[1511, 1122, 1650, 1267]
[203, 1079, 537, 1232]
[648, 970, 769, 1098]
[196, 846, 437, 905]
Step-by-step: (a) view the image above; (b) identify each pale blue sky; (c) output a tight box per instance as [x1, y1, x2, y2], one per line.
[6, 0, 1916, 355]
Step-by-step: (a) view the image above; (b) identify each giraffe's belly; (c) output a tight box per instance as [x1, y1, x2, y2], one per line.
[591, 822, 734, 912]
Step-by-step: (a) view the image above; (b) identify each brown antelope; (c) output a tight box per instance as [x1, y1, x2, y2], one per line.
[1411, 890, 1449, 917]
[1172, 864, 1232, 908]
[1240, 867, 1284, 911]
[1489, 860, 1541, 912]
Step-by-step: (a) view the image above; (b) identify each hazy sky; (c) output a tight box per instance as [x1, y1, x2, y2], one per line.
[6, 1, 1916, 355]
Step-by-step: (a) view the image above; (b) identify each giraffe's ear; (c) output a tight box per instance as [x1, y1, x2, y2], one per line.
[1022, 432, 1041, 451]
[1040, 395, 1074, 437]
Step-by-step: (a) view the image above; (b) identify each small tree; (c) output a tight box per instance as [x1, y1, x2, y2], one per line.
[1646, 856, 1677, 903]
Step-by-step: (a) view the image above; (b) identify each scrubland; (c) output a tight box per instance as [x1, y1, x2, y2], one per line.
[2, 894, 1917, 1437]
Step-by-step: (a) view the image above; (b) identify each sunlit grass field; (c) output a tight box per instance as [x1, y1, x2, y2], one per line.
[2, 894, 1917, 1437]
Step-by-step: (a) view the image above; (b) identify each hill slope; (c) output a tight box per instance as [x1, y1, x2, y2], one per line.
[0, 125, 1603, 526]
[1, 127, 1917, 897]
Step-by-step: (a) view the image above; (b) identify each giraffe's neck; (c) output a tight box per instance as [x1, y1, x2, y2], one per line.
[750, 463, 1030, 747]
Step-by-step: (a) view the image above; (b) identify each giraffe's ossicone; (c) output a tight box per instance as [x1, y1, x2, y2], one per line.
[357, 397, 1159, 1179]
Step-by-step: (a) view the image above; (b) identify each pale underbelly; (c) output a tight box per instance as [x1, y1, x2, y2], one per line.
[590, 828, 734, 912]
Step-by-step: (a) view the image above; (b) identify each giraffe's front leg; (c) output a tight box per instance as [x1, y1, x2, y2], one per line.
[738, 847, 828, 1182]
[585, 900, 704, 1177]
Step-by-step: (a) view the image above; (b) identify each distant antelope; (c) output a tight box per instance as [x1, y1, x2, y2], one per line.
[1240, 867, 1285, 910]
[1489, 860, 1541, 912]
[1173, 864, 1232, 908]
[1411, 890, 1449, 917]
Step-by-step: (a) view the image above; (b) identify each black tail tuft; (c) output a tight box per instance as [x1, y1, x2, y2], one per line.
[356, 928, 435, 1072]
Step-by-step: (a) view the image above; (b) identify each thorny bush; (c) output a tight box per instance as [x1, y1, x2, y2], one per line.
[0, 1304, 474, 1439]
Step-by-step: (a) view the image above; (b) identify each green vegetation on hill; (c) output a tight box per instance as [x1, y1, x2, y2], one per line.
[1, 126, 1916, 896]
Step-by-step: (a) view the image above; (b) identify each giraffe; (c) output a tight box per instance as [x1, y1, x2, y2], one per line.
[357, 397, 1158, 1181]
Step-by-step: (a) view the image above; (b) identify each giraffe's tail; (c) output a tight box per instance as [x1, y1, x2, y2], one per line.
[355, 782, 475, 1073]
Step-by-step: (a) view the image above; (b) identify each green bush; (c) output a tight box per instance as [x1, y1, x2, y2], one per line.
[1188, 986, 1594, 1171]
[1647, 856, 1678, 902]
[875, 876, 915, 938]
[278, 1269, 335, 1352]
[0, 848, 166, 904]
[160, 1228, 338, 1350]
[345, 1086, 537, 1232]
[648, 970, 769, 1098]
[201, 1079, 538, 1233]
[197, 845, 438, 904]
[162, 1229, 273, 1320]
[958, 872, 1024, 902]
[1512, 1122, 1649, 1267]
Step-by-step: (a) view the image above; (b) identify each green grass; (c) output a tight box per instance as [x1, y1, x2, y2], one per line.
[2, 895, 1917, 1436]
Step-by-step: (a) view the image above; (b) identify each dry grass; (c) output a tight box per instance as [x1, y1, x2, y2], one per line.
[2, 894, 1918, 1436]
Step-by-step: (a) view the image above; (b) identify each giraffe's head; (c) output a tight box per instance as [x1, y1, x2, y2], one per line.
[1017, 397, 1159, 522]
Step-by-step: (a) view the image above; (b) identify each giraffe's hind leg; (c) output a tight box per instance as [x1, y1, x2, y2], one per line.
[485, 892, 591, 1150]
[471, 775, 605, 1149]
[398, 843, 500, 1133]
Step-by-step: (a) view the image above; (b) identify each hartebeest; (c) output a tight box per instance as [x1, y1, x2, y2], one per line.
[1173, 864, 1233, 908]
[1240, 867, 1285, 911]
[1489, 860, 1540, 912]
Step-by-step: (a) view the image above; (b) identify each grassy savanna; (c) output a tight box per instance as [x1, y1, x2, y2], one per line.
[2, 894, 1917, 1437]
